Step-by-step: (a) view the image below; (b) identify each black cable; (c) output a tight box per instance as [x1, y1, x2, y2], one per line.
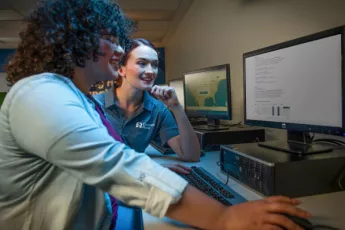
[204, 144, 220, 152]
[313, 140, 342, 146]
[313, 138, 345, 146]
[317, 138, 345, 146]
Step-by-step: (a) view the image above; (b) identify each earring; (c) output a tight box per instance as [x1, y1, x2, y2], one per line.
[77, 57, 85, 67]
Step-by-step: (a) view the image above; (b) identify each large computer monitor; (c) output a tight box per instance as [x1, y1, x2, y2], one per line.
[169, 79, 185, 109]
[183, 64, 232, 131]
[244, 26, 345, 155]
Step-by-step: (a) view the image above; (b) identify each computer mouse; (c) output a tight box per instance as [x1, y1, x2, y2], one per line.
[283, 214, 313, 230]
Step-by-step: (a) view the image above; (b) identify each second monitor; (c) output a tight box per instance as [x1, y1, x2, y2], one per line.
[243, 26, 345, 155]
[183, 64, 232, 131]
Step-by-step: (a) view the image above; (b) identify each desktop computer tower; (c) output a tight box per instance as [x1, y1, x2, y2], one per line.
[195, 126, 265, 154]
[220, 143, 345, 197]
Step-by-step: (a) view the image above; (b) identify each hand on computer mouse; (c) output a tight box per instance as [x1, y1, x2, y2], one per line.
[162, 163, 191, 174]
[219, 196, 311, 230]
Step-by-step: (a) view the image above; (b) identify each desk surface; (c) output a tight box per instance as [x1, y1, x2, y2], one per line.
[143, 145, 345, 230]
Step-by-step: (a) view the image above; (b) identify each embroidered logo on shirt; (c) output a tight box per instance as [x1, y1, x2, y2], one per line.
[135, 122, 155, 130]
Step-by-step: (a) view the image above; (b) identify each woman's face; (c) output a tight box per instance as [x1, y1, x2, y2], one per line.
[118, 45, 158, 91]
[89, 35, 124, 82]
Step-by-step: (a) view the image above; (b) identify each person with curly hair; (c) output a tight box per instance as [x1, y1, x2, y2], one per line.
[0, 0, 312, 230]
[94, 38, 200, 173]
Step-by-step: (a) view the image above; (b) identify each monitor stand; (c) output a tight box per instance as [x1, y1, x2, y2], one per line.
[193, 118, 229, 131]
[258, 131, 333, 155]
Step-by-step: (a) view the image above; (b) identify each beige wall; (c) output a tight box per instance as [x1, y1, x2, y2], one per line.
[165, 0, 345, 140]
[165, 0, 345, 120]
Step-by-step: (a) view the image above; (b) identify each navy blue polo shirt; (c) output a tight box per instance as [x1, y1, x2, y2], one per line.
[94, 90, 179, 152]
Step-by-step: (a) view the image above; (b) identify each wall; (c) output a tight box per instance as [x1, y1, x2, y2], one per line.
[0, 73, 9, 92]
[165, 0, 345, 140]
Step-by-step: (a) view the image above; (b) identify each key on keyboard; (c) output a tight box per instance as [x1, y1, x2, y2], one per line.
[178, 166, 234, 206]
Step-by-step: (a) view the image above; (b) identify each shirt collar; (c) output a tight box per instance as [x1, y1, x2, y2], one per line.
[142, 91, 154, 111]
[88, 94, 106, 114]
[104, 88, 154, 112]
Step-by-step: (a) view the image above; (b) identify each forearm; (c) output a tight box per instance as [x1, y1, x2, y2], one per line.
[170, 104, 201, 161]
[166, 185, 226, 230]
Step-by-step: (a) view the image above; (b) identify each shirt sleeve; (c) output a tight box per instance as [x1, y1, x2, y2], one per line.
[8, 78, 187, 218]
[158, 107, 180, 145]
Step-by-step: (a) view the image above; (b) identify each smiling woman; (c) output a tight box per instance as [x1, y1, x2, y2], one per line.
[93, 38, 201, 163]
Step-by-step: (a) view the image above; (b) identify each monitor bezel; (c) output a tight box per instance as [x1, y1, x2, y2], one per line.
[243, 26, 345, 136]
[183, 64, 232, 120]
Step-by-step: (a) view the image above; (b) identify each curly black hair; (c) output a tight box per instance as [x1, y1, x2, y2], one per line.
[6, 0, 135, 86]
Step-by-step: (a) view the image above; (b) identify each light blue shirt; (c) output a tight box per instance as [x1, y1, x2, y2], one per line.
[0, 73, 187, 230]
[94, 90, 179, 152]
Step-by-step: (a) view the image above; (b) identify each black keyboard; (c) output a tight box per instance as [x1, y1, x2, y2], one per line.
[178, 166, 247, 206]
[151, 141, 175, 155]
